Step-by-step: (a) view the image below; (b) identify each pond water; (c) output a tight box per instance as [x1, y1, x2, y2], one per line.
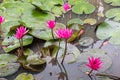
[0, 0, 120, 80]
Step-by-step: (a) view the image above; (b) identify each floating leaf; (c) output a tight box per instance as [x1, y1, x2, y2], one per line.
[84, 18, 97, 25]
[23, 48, 34, 56]
[0, 54, 18, 63]
[79, 37, 94, 47]
[0, 63, 20, 77]
[68, 0, 87, 5]
[77, 49, 112, 73]
[44, 41, 80, 63]
[67, 18, 84, 26]
[96, 20, 120, 45]
[72, 2, 95, 14]
[105, 8, 120, 21]
[15, 73, 34, 80]
[104, 0, 120, 6]
[29, 23, 65, 40]
[27, 54, 46, 65]
[2, 33, 33, 52]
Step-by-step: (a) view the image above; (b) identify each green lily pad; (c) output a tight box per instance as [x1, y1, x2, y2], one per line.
[0, 63, 20, 77]
[105, 8, 120, 21]
[68, 0, 87, 5]
[104, 0, 120, 6]
[79, 37, 94, 47]
[67, 18, 84, 26]
[15, 73, 34, 80]
[0, 54, 18, 63]
[77, 48, 112, 73]
[29, 23, 65, 40]
[84, 18, 97, 25]
[44, 41, 81, 63]
[2, 32, 33, 52]
[23, 48, 34, 56]
[72, 2, 95, 14]
[96, 20, 120, 45]
[27, 54, 46, 65]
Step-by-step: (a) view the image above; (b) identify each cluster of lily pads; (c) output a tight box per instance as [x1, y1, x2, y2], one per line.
[0, 0, 120, 80]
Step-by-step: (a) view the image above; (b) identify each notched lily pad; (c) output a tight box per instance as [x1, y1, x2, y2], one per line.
[72, 2, 95, 14]
[104, 0, 120, 6]
[15, 73, 34, 80]
[105, 8, 120, 21]
[77, 49, 112, 73]
[96, 20, 120, 45]
[84, 18, 97, 25]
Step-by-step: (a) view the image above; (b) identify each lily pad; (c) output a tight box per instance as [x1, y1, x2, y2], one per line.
[105, 8, 120, 21]
[15, 73, 34, 80]
[29, 23, 65, 40]
[84, 18, 97, 25]
[67, 18, 84, 26]
[104, 0, 120, 6]
[96, 20, 120, 45]
[77, 48, 112, 73]
[27, 54, 46, 65]
[0, 63, 20, 77]
[68, 0, 87, 5]
[79, 37, 94, 47]
[23, 48, 34, 56]
[72, 2, 95, 14]
[0, 54, 18, 63]
[2, 33, 33, 52]
[44, 41, 81, 63]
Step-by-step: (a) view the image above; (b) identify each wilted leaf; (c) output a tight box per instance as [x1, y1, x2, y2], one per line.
[105, 8, 120, 21]
[15, 73, 34, 80]
[72, 2, 95, 14]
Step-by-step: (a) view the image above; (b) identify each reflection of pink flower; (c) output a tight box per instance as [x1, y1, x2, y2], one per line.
[47, 20, 56, 29]
[15, 26, 28, 39]
[86, 56, 102, 71]
[0, 16, 5, 24]
[55, 28, 73, 39]
[63, 3, 71, 11]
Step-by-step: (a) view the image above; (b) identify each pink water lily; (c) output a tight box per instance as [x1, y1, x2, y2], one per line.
[63, 3, 71, 11]
[15, 26, 28, 39]
[86, 56, 102, 71]
[47, 20, 56, 29]
[55, 28, 73, 39]
[0, 16, 5, 24]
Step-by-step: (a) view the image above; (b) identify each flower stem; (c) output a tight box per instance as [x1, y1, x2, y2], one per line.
[51, 29, 55, 41]
[87, 70, 93, 80]
[61, 39, 67, 64]
[55, 39, 61, 60]
[19, 39, 23, 56]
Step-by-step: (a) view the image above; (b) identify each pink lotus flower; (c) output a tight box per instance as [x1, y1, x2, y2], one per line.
[0, 16, 5, 24]
[55, 28, 73, 39]
[15, 26, 28, 39]
[63, 3, 71, 11]
[47, 20, 56, 29]
[86, 56, 102, 71]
